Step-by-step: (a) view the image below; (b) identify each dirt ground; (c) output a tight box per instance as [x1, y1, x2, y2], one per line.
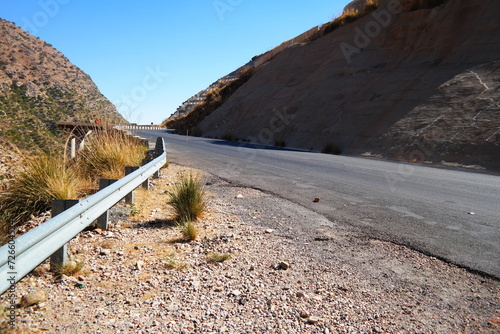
[1, 164, 499, 333]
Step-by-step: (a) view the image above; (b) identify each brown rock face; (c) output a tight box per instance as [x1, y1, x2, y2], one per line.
[195, 0, 500, 171]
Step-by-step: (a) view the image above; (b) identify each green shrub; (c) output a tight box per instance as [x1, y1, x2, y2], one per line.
[168, 173, 206, 222]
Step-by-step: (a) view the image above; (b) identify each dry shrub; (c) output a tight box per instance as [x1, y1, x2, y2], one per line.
[364, 0, 381, 12]
[52, 260, 85, 277]
[322, 8, 363, 35]
[207, 252, 232, 263]
[0, 153, 81, 242]
[77, 129, 147, 180]
[180, 220, 198, 241]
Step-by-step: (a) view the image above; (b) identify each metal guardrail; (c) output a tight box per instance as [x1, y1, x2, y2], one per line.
[114, 125, 166, 130]
[0, 137, 166, 294]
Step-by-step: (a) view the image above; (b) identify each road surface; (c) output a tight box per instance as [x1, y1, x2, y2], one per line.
[138, 130, 500, 278]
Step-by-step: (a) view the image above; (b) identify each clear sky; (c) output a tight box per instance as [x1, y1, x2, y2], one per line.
[1, 0, 350, 124]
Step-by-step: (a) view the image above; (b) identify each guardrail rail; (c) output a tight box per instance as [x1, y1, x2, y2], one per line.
[0, 137, 166, 295]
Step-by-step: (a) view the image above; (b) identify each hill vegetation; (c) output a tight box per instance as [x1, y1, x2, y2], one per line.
[0, 18, 125, 153]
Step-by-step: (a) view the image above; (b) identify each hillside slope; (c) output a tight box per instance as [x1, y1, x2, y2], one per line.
[176, 0, 500, 171]
[0, 19, 124, 152]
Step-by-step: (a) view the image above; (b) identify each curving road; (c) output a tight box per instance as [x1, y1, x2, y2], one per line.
[137, 130, 500, 278]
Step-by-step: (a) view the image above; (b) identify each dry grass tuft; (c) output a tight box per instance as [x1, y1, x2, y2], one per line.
[0, 153, 82, 242]
[180, 220, 198, 241]
[167, 173, 206, 222]
[165, 251, 187, 270]
[52, 260, 85, 277]
[76, 129, 147, 180]
[207, 252, 232, 263]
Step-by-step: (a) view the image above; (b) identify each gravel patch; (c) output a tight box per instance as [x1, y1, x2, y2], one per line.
[1, 164, 498, 333]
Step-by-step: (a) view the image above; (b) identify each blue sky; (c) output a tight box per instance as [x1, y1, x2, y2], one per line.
[1, 0, 349, 124]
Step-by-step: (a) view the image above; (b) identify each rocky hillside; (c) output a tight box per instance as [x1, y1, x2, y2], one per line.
[0, 19, 125, 153]
[165, 0, 500, 172]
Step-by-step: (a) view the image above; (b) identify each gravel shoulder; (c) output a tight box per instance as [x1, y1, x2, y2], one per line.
[1, 164, 499, 333]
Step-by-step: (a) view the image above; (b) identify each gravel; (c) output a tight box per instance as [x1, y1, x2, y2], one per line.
[1, 164, 499, 333]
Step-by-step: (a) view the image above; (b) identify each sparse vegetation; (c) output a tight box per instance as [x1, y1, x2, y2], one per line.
[129, 203, 141, 217]
[180, 220, 198, 241]
[163, 66, 255, 134]
[322, 8, 364, 35]
[320, 0, 446, 37]
[207, 252, 232, 263]
[52, 260, 85, 277]
[364, 0, 381, 12]
[76, 129, 147, 180]
[0, 129, 147, 243]
[165, 251, 186, 270]
[167, 173, 206, 222]
[0, 153, 81, 241]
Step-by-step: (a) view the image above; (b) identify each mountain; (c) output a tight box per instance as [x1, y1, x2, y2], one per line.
[163, 0, 500, 172]
[0, 18, 125, 153]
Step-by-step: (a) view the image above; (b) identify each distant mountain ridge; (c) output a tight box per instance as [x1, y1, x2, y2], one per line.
[0, 18, 124, 152]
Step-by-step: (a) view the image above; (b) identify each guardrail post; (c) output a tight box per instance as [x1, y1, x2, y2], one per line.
[153, 137, 165, 179]
[124, 167, 149, 204]
[50, 199, 79, 272]
[155, 137, 164, 157]
[96, 179, 118, 230]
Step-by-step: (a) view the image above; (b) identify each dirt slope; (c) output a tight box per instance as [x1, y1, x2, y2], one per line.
[194, 0, 500, 171]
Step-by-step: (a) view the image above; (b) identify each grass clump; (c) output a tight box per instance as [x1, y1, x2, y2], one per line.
[77, 129, 147, 180]
[167, 173, 206, 222]
[165, 251, 186, 270]
[207, 252, 232, 263]
[0, 153, 81, 241]
[180, 220, 198, 241]
[129, 203, 141, 217]
[52, 260, 85, 277]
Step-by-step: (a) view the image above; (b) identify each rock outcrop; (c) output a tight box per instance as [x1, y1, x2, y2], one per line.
[172, 0, 500, 171]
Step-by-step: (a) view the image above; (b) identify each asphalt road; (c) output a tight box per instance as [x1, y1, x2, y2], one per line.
[138, 130, 500, 278]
